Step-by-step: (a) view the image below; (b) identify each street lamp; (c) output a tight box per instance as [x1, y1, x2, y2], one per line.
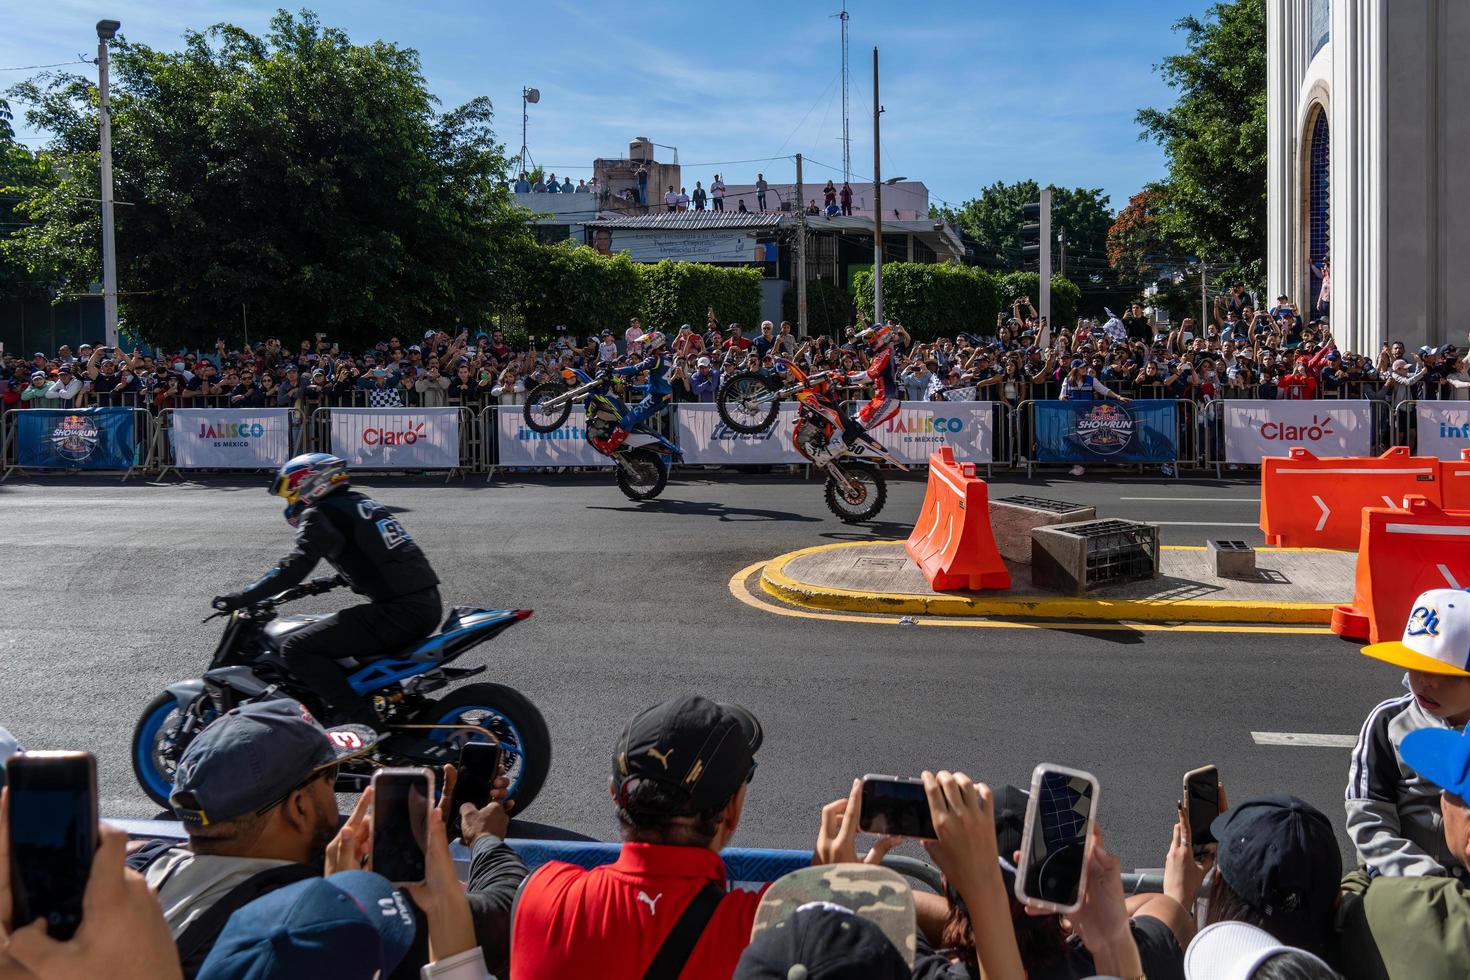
[97, 19, 121, 348]
[518, 86, 539, 179]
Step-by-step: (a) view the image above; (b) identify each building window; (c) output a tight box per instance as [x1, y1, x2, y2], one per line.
[1307, 108, 1330, 313]
[1310, 0, 1330, 57]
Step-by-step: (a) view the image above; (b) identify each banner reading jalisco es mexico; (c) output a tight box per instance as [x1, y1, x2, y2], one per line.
[674, 403, 805, 464]
[1414, 403, 1470, 461]
[328, 407, 461, 469]
[870, 401, 994, 465]
[493, 406, 612, 468]
[1034, 399, 1178, 463]
[169, 409, 293, 469]
[14, 407, 138, 470]
[1222, 400, 1372, 464]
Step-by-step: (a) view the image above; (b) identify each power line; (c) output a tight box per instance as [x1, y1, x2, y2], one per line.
[0, 59, 91, 72]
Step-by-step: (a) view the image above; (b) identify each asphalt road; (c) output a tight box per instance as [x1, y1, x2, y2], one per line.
[0, 471, 1387, 872]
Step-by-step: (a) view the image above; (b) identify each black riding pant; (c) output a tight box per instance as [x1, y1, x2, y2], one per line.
[280, 587, 442, 726]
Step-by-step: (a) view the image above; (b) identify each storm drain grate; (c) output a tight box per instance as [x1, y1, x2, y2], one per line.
[993, 495, 1090, 514]
[1072, 520, 1159, 585]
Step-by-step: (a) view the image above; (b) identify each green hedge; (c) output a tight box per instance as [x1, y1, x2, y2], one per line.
[638, 260, 762, 333]
[850, 263, 1004, 341]
[513, 242, 642, 337]
[994, 272, 1080, 329]
[783, 278, 853, 338]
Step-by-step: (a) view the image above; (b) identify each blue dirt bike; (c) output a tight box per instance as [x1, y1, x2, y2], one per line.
[131, 576, 551, 813]
[522, 366, 683, 500]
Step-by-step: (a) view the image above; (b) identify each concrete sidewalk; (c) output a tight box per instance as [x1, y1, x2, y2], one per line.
[761, 541, 1353, 623]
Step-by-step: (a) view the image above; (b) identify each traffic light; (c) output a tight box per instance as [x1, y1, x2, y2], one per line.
[1020, 202, 1042, 263]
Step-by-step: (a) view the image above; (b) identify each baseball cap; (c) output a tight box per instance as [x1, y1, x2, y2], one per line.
[737, 903, 908, 980]
[613, 694, 762, 813]
[1210, 794, 1340, 919]
[697, 356, 712, 368]
[1400, 725, 1470, 800]
[169, 699, 377, 826]
[1184, 921, 1334, 980]
[197, 871, 415, 980]
[1326, 350, 1341, 361]
[749, 864, 916, 967]
[1069, 358, 1085, 369]
[29, 370, 44, 380]
[408, 345, 421, 353]
[423, 329, 436, 339]
[1362, 588, 1470, 676]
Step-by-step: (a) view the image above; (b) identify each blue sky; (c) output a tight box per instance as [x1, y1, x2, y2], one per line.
[3, 0, 1214, 214]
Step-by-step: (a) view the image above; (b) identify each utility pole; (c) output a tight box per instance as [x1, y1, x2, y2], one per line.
[872, 47, 882, 322]
[1058, 226, 1067, 278]
[838, 2, 851, 184]
[1038, 187, 1052, 330]
[1200, 260, 1209, 332]
[795, 153, 808, 334]
[97, 19, 121, 349]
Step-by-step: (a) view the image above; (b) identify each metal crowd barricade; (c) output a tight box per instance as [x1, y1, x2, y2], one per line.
[152, 408, 307, 480]
[309, 406, 478, 478]
[1202, 398, 1392, 478]
[1014, 398, 1192, 479]
[0, 406, 153, 481]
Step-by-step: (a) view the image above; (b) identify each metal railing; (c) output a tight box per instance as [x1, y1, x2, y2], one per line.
[0, 406, 154, 481]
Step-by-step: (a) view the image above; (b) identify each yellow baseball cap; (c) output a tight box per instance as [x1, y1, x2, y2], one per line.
[1362, 589, 1470, 676]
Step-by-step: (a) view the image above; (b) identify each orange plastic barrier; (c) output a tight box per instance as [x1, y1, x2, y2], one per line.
[1332, 496, 1470, 642]
[1259, 447, 1441, 550]
[905, 446, 1011, 592]
[1439, 449, 1470, 512]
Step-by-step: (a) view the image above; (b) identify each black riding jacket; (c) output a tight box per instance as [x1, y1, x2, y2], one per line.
[236, 490, 440, 604]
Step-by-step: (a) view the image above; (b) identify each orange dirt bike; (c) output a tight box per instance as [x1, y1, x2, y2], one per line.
[716, 358, 908, 523]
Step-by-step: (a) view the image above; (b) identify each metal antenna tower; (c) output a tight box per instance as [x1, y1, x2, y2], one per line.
[836, 2, 850, 183]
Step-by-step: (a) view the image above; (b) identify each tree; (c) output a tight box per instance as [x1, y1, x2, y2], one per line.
[5, 11, 531, 347]
[948, 180, 1112, 271]
[1105, 185, 1184, 287]
[1136, 0, 1266, 285]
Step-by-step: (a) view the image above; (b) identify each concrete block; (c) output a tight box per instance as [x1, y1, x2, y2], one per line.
[1032, 519, 1160, 595]
[1209, 539, 1257, 579]
[989, 495, 1096, 564]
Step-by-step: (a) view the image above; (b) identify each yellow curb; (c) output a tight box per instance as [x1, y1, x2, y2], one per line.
[758, 540, 1341, 625]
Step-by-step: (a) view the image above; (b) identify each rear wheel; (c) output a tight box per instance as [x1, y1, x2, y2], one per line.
[824, 462, 887, 523]
[615, 446, 669, 501]
[522, 382, 572, 433]
[715, 372, 781, 434]
[416, 684, 551, 815]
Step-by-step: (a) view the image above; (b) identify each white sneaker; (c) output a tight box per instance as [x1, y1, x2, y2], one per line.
[1069, 465, 1085, 477]
[1161, 463, 1175, 477]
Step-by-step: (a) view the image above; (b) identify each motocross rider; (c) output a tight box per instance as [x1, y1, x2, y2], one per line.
[848, 321, 909, 432]
[595, 330, 671, 454]
[211, 453, 441, 729]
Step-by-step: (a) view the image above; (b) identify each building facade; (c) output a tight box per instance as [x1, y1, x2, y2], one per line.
[1267, 0, 1470, 353]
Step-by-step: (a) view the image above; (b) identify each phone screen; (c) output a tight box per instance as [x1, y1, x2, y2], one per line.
[6, 752, 98, 939]
[1185, 766, 1220, 848]
[448, 743, 502, 840]
[1018, 766, 1098, 911]
[859, 776, 936, 839]
[371, 769, 432, 885]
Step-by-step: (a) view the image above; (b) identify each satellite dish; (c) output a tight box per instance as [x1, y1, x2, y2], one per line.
[525, 88, 541, 104]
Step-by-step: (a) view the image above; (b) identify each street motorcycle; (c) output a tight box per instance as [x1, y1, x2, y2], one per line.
[521, 367, 682, 501]
[131, 576, 551, 813]
[716, 359, 908, 523]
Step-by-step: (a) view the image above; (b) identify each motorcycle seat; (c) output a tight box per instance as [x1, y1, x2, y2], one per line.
[442, 606, 492, 631]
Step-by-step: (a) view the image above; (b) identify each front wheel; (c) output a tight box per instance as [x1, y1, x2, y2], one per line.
[132, 691, 215, 809]
[824, 462, 888, 523]
[522, 382, 573, 433]
[416, 684, 552, 815]
[615, 446, 669, 501]
[716, 372, 781, 434]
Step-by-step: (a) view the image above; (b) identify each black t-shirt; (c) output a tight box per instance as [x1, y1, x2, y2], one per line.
[911, 915, 1184, 980]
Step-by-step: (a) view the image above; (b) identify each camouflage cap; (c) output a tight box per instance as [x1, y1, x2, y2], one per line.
[749, 863, 916, 967]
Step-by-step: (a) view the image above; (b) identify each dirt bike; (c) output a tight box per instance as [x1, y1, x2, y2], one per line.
[131, 577, 551, 813]
[716, 359, 908, 522]
[521, 367, 682, 501]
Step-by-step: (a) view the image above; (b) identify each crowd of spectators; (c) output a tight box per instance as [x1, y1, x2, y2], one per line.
[6, 287, 1470, 428]
[6, 580, 1470, 980]
[512, 166, 857, 216]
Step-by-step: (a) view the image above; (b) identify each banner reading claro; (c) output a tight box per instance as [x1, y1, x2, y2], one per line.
[169, 408, 293, 469]
[328, 407, 461, 469]
[874, 402, 993, 465]
[1222, 400, 1371, 464]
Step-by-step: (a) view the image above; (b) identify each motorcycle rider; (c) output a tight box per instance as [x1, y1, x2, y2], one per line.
[594, 329, 672, 454]
[211, 453, 441, 729]
[848, 321, 909, 433]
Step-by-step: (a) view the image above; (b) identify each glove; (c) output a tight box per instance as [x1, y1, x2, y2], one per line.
[212, 593, 244, 612]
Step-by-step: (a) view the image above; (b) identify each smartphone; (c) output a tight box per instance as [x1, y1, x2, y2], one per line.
[1014, 764, 1100, 914]
[858, 775, 935, 839]
[6, 752, 98, 939]
[1183, 765, 1220, 855]
[370, 767, 434, 886]
[448, 742, 503, 841]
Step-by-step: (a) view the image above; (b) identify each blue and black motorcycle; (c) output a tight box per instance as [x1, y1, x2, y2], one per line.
[522, 366, 683, 500]
[131, 576, 551, 813]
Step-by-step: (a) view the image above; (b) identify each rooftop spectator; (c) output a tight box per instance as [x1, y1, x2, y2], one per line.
[692, 181, 707, 211]
[664, 185, 679, 211]
[514, 173, 530, 193]
[561, 176, 573, 193]
[711, 173, 726, 211]
[545, 172, 560, 193]
[840, 180, 853, 215]
[575, 178, 589, 193]
[755, 173, 768, 211]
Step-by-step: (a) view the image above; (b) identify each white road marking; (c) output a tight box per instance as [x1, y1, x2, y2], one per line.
[1120, 497, 1258, 502]
[1251, 731, 1357, 748]
[1439, 564, 1462, 589]
[1312, 495, 1330, 531]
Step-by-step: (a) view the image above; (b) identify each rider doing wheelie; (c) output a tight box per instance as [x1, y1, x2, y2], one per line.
[594, 330, 671, 454]
[846, 321, 910, 438]
[211, 452, 441, 730]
